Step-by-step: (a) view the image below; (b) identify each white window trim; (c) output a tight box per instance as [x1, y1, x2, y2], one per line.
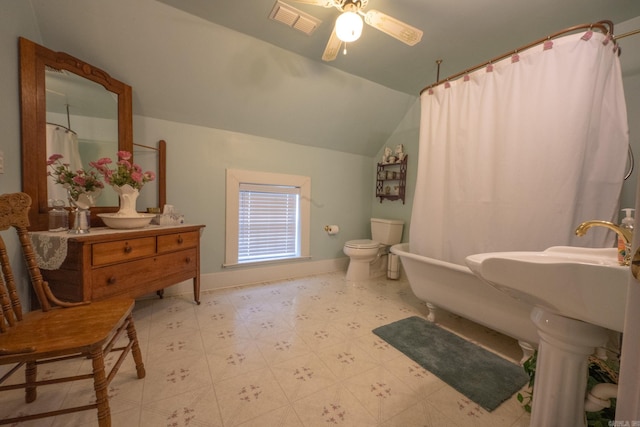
[224, 168, 311, 267]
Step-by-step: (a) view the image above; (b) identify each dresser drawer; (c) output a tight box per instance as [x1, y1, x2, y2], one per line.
[158, 231, 199, 253]
[92, 237, 157, 266]
[91, 248, 198, 299]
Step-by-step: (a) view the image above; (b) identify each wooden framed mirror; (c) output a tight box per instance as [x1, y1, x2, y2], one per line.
[19, 37, 165, 230]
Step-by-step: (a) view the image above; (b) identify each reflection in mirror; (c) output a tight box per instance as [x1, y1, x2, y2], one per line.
[133, 141, 166, 211]
[45, 67, 119, 207]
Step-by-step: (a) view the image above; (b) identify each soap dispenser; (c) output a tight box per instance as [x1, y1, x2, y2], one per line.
[618, 208, 635, 264]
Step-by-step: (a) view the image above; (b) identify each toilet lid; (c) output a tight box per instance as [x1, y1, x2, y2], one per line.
[345, 239, 379, 249]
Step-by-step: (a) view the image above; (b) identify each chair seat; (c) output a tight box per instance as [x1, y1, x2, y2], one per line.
[0, 298, 135, 363]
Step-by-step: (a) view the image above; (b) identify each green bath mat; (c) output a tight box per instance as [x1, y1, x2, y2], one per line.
[372, 316, 528, 412]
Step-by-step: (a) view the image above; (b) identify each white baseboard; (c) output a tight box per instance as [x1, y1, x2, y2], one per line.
[151, 257, 349, 299]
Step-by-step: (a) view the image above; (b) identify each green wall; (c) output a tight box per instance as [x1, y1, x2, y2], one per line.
[0, 1, 42, 304]
[134, 117, 373, 272]
[370, 99, 420, 242]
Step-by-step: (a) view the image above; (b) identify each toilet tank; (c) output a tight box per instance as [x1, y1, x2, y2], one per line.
[371, 218, 404, 245]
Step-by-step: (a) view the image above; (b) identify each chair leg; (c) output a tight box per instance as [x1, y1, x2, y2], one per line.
[89, 347, 111, 427]
[126, 315, 146, 379]
[25, 361, 37, 403]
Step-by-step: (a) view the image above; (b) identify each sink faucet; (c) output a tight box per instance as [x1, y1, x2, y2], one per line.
[575, 220, 632, 266]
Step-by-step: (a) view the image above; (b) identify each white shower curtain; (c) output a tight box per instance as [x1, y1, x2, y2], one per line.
[410, 31, 629, 265]
[46, 123, 83, 205]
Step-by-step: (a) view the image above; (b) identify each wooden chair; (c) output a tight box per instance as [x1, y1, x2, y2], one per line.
[0, 193, 145, 426]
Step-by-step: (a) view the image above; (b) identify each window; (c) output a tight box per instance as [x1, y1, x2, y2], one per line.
[238, 183, 299, 262]
[225, 169, 310, 267]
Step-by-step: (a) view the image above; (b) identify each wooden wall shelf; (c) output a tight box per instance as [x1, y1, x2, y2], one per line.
[376, 156, 407, 204]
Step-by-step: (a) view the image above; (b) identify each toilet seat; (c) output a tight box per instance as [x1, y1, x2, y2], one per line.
[345, 239, 380, 249]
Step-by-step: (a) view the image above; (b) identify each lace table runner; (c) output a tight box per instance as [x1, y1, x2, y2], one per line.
[29, 232, 69, 270]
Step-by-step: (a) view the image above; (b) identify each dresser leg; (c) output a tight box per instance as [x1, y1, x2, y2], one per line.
[193, 277, 201, 305]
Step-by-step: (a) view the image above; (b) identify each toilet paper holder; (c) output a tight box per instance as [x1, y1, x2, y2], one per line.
[324, 225, 340, 235]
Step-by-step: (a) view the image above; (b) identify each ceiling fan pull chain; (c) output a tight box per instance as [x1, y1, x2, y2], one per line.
[343, 41, 348, 55]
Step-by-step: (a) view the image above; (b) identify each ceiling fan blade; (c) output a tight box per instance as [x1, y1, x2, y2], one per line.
[363, 9, 423, 46]
[291, 0, 334, 7]
[322, 27, 341, 61]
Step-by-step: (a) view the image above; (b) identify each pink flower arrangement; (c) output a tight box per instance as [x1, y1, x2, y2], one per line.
[90, 151, 156, 190]
[47, 154, 104, 201]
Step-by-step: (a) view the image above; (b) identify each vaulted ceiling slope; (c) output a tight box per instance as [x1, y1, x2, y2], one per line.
[158, 0, 640, 94]
[28, 0, 640, 157]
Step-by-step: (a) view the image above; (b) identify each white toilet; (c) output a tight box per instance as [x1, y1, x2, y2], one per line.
[343, 218, 404, 281]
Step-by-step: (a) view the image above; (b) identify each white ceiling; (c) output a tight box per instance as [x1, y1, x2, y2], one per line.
[157, 0, 640, 94]
[28, 0, 640, 157]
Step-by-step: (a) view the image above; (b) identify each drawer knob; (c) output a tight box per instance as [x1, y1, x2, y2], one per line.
[177, 236, 184, 244]
[107, 276, 117, 285]
[185, 257, 191, 264]
[124, 245, 133, 254]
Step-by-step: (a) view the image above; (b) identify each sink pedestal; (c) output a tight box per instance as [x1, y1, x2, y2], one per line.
[529, 307, 609, 427]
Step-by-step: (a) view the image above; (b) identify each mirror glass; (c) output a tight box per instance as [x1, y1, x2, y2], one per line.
[45, 67, 119, 207]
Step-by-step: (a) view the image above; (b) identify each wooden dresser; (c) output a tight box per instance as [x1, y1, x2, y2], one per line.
[29, 224, 205, 308]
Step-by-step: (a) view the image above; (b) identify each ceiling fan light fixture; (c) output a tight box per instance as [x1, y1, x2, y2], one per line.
[335, 11, 363, 42]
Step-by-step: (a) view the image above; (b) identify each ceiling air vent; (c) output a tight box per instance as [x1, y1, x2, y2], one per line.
[269, 1, 321, 36]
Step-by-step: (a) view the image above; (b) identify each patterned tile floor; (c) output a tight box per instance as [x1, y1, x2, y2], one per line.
[0, 272, 532, 426]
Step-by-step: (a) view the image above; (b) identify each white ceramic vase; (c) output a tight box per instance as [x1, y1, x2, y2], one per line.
[113, 184, 140, 216]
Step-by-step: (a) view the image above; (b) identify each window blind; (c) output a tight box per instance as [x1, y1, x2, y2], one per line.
[238, 184, 300, 263]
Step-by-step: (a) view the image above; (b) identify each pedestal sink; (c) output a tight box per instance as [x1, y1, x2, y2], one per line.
[465, 246, 628, 427]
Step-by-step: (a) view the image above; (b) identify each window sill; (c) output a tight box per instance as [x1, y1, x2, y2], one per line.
[222, 256, 312, 269]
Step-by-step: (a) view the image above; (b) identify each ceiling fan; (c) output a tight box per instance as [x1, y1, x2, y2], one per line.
[293, 0, 423, 61]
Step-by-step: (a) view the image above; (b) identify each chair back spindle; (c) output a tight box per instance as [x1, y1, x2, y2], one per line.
[0, 193, 53, 312]
[0, 194, 33, 332]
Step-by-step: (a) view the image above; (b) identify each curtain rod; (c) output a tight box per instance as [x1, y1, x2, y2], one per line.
[46, 121, 77, 135]
[133, 142, 159, 151]
[420, 20, 614, 95]
[616, 28, 640, 40]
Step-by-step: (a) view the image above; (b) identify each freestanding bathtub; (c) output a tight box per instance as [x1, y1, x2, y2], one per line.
[391, 243, 539, 362]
